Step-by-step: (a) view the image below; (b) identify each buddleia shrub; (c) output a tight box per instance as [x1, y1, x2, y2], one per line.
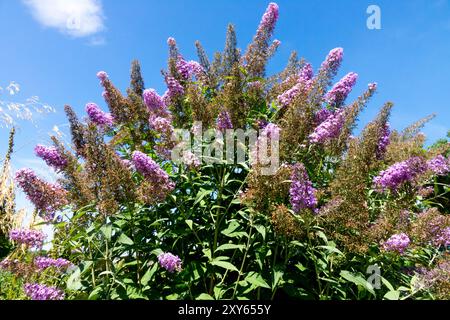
[3, 2, 450, 300]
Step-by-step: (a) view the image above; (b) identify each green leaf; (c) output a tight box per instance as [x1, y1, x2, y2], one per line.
[117, 233, 134, 246]
[224, 231, 248, 239]
[215, 243, 245, 252]
[151, 248, 164, 257]
[290, 240, 305, 248]
[114, 219, 127, 229]
[316, 231, 328, 244]
[384, 291, 400, 300]
[210, 260, 239, 273]
[272, 269, 284, 290]
[88, 287, 103, 300]
[80, 261, 93, 275]
[318, 245, 344, 256]
[254, 225, 266, 240]
[381, 277, 395, 292]
[141, 262, 158, 286]
[221, 220, 240, 236]
[196, 293, 214, 300]
[231, 198, 242, 205]
[245, 272, 271, 289]
[202, 248, 212, 261]
[194, 189, 211, 206]
[295, 263, 307, 272]
[185, 219, 193, 230]
[213, 256, 230, 261]
[340, 270, 375, 296]
[100, 224, 112, 241]
[214, 286, 224, 299]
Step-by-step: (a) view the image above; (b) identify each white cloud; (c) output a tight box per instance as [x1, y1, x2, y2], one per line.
[22, 0, 105, 37]
[6, 81, 20, 95]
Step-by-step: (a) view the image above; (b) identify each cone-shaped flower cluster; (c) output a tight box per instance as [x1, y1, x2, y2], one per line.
[132, 151, 175, 199]
[176, 57, 192, 79]
[96, 71, 108, 83]
[289, 163, 317, 213]
[158, 252, 182, 273]
[176, 57, 205, 80]
[263, 123, 280, 139]
[143, 88, 174, 158]
[85, 103, 114, 127]
[320, 47, 344, 77]
[15, 168, 68, 221]
[376, 123, 391, 159]
[277, 63, 314, 107]
[244, 3, 280, 77]
[309, 109, 345, 144]
[181, 150, 201, 169]
[34, 257, 71, 271]
[9, 229, 46, 248]
[24, 283, 65, 300]
[257, 2, 279, 37]
[373, 157, 427, 191]
[149, 116, 173, 135]
[314, 108, 332, 125]
[143, 89, 171, 118]
[382, 233, 410, 254]
[216, 111, 233, 131]
[251, 123, 281, 166]
[434, 227, 450, 248]
[325, 72, 358, 108]
[34, 145, 67, 171]
[427, 155, 450, 176]
[165, 76, 184, 103]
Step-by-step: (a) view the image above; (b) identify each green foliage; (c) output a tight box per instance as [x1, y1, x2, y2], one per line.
[3, 2, 449, 301]
[0, 271, 25, 300]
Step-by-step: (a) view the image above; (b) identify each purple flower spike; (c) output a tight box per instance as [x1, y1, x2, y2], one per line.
[325, 72, 358, 108]
[164, 76, 184, 103]
[158, 252, 182, 273]
[143, 89, 170, 118]
[289, 163, 317, 213]
[256, 2, 279, 38]
[34, 257, 72, 271]
[15, 168, 68, 221]
[382, 233, 410, 254]
[96, 71, 108, 83]
[434, 227, 450, 248]
[277, 63, 314, 107]
[131, 151, 175, 199]
[9, 229, 46, 248]
[321, 47, 344, 77]
[309, 109, 345, 144]
[427, 155, 450, 176]
[216, 111, 233, 131]
[34, 145, 67, 171]
[376, 123, 391, 159]
[373, 157, 427, 191]
[85, 103, 114, 127]
[24, 283, 65, 300]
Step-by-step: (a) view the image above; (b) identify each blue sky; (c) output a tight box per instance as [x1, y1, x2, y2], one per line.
[1, 0, 450, 213]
